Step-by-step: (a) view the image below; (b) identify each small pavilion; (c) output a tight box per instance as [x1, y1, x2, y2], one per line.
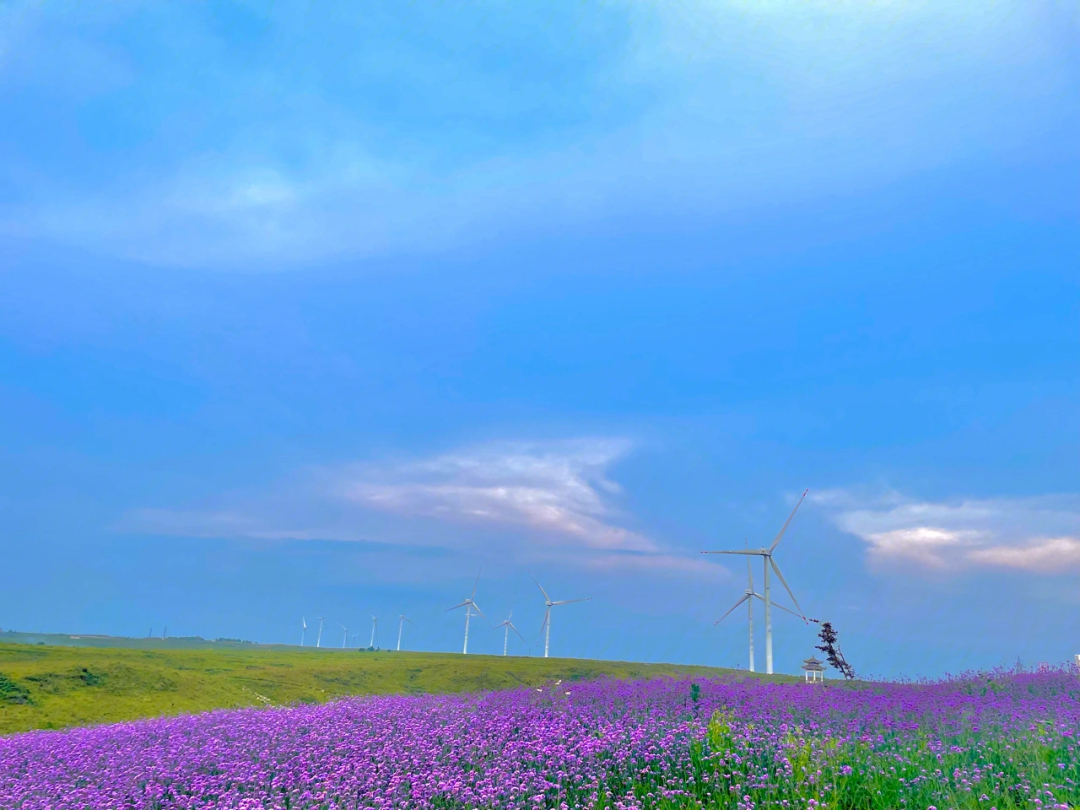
[801, 656, 825, 683]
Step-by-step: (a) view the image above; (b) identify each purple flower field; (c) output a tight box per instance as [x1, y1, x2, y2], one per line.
[1, 668, 1078, 810]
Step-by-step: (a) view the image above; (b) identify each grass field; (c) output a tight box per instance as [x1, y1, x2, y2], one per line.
[0, 639, 747, 735]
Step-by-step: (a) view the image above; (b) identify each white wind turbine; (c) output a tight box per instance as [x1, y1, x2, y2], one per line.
[446, 570, 486, 654]
[300, 617, 308, 647]
[339, 623, 349, 648]
[316, 616, 325, 648]
[716, 552, 804, 672]
[702, 489, 810, 674]
[397, 615, 412, 651]
[369, 616, 378, 649]
[534, 577, 591, 659]
[493, 609, 525, 656]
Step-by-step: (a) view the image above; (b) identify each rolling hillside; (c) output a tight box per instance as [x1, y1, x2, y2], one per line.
[0, 640, 759, 735]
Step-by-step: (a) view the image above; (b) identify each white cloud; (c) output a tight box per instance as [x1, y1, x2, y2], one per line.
[814, 489, 1080, 573]
[968, 537, 1080, 573]
[338, 439, 655, 552]
[120, 438, 722, 580]
[862, 527, 980, 569]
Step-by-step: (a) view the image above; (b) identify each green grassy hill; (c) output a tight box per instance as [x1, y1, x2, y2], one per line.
[0, 641, 754, 735]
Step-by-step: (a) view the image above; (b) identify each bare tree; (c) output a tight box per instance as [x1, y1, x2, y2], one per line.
[815, 621, 856, 680]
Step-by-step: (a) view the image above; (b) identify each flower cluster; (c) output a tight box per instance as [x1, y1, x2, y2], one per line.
[1, 666, 1078, 809]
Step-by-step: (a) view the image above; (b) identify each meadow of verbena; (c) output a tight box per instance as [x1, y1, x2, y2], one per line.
[2, 667, 1077, 810]
[0, 642, 736, 735]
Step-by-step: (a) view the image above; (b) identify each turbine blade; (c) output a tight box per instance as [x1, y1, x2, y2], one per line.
[769, 558, 805, 618]
[701, 550, 761, 555]
[471, 568, 482, 600]
[552, 598, 590, 605]
[532, 575, 551, 603]
[746, 555, 754, 591]
[445, 602, 468, 612]
[714, 594, 750, 624]
[752, 593, 802, 618]
[768, 489, 808, 552]
[470, 602, 488, 622]
[510, 623, 525, 641]
[539, 607, 550, 635]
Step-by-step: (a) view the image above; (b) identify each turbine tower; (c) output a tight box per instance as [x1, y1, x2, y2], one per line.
[397, 615, 412, 651]
[715, 553, 804, 672]
[339, 623, 349, 648]
[493, 609, 525, 656]
[316, 616, 325, 648]
[446, 570, 486, 654]
[701, 489, 809, 674]
[300, 617, 308, 647]
[534, 577, 590, 658]
[369, 616, 378, 649]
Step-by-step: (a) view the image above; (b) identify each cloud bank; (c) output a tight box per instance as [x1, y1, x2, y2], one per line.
[814, 490, 1080, 573]
[337, 439, 655, 553]
[122, 438, 725, 580]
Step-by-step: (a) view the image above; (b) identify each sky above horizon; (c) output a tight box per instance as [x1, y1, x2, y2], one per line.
[1, 0, 1078, 678]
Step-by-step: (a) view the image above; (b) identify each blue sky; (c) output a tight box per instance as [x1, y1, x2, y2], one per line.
[1, 0, 1078, 677]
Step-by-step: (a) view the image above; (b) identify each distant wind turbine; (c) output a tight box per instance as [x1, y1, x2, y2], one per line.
[339, 623, 349, 648]
[446, 570, 486, 654]
[715, 551, 804, 672]
[397, 615, 412, 651]
[300, 617, 307, 647]
[369, 616, 378, 649]
[316, 617, 325, 648]
[701, 489, 810, 674]
[494, 609, 525, 656]
[533, 577, 590, 658]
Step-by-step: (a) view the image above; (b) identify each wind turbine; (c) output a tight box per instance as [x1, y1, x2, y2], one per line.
[369, 616, 378, 649]
[493, 610, 525, 656]
[339, 623, 349, 648]
[701, 489, 810, 674]
[300, 617, 308, 647]
[397, 615, 412, 651]
[316, 617, 325, 648]
[446, 570, 486, 654]
[534, 577, 591, 658]
[715, 552, 804, 672]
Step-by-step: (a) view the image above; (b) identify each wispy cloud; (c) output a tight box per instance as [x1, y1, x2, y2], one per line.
[337, 439, 654, 552]
[121, 438, 724, 579]
[813, 489, 1080, 573]
[967, 537, 1080, 573]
